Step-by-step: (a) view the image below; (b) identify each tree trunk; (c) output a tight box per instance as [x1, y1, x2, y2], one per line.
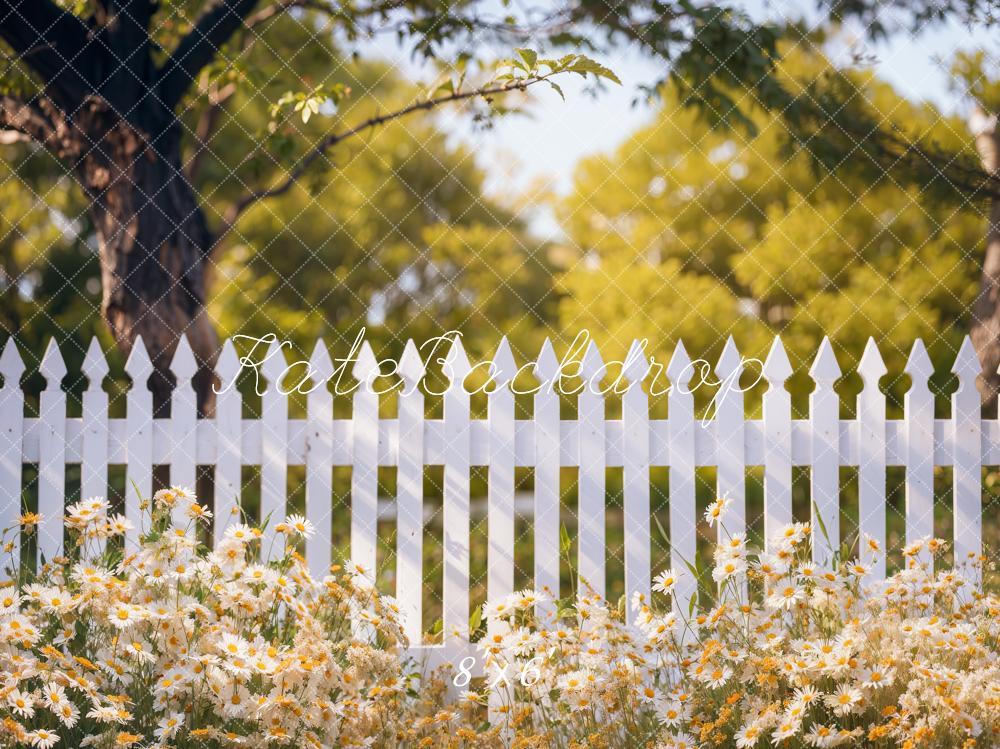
[71, 99, 219, 414]
[970, 106, 1000, 414]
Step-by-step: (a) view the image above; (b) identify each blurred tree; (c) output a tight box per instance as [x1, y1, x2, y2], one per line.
[208, 64, 555, 364]
[779, 3, 1000, 407]
[0, 148, 108, 398]
[555, 48, 980, 408]
[0, 0, 787, 410]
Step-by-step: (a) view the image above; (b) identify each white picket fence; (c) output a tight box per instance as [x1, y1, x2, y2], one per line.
[0, 332, 993, 669]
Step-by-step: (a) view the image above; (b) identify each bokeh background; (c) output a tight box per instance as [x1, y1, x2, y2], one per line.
[3, 0, 1000, 632]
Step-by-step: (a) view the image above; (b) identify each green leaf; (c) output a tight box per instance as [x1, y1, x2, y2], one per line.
[427, 73, 455, 98]
[547, 80, 565, 100]
[812, 499, 831, 548]
[469, 604, 482, 634]
[564, 54, 621, 85]
[516, 48, 538, 70]
[653, 513, 670, 547]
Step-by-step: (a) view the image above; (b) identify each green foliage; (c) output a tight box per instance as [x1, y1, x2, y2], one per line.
[820, 0, 992, 40]
[554, 47, 984, 411]
[270, 84, 350, 124]
[197, 42, 554, 364]
[952, 50, 1000, 112]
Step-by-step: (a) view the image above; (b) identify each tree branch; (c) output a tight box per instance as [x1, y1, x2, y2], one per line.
[100, 0, 157, 102]
[0, 94, 55, 145]
[157, 0, 263, 111]
[179, 0, 326, 183]
[0, 0, 100, 107]
[245, 0, 328, 27]
[185, 81, 237, 181]
[0, 94, 86, 159]
[217, 77, 542, 241]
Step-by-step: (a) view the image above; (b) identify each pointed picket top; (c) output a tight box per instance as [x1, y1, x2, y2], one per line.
[809, 336, 841, 384]
[857, 337, 887, 385]
[666, 339, 694, 388]
[352, 340, 380, 385]
[259, 337, 288, 390]
[762, 336, 793, 384]
[951, 336, 981, 380]
[124, 335, 153, 380]
[445, 334, 473, 382]
[81, 337, 109, 387]
[397, 339, 425, 387]
[0, 337, 24, 386]
[579, 340, 606, 380]
[622, 339, 650, 384]
[534, 337, 560, 385]
[38, 338, 67, 386]
[904, 338, 934, 382]
[308, 338, 335, 382]
[715, 335, 743, 379]
[215, 338, 242, 385]
[170, 335, 198, 381]
[490, 336, 517, 388]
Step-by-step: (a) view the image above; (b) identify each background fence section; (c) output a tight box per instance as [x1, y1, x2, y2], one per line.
[0, 333, 994, 668]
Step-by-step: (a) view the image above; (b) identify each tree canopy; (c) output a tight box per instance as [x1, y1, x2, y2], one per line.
[0, 0, 795, 408]
[2, 0, 1000, 409]
[554, 47, 986, 408]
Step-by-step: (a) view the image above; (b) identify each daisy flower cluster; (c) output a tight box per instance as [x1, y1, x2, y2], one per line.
[0, 488, 996, 748]
[0, 488, 422, 748]
[468, 498, 999, 748]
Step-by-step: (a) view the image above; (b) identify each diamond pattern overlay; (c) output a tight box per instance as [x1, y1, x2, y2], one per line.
[0, 0, 998, 638]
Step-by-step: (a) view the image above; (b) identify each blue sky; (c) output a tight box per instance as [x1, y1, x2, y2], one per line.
[362, 1, 997, 238]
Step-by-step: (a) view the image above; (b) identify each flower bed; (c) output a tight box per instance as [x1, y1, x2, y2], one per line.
[0, 490, 427, 748]
[475, 499, 1000, 748]
[0, 492, 997, 748]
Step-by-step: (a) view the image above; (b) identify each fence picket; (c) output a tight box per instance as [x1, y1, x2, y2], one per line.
[487, 337, 517, 728]
[577, 341, 606, 599]
[622, 339, 650, 623]
[124, 337, 153, 544]
[214, 340, 242, 544]
[715, 337, 745, 544]
[857, 338, 887, 580]
[443, 337, 472, 643]
[169, 336, 198, 527]
[952, 337, 982, 583]
[37, 340, 66, 567]
[81, 339, 109, 557]
[533, 339, 561, 616]
[351, 341, 380, 580]
[809, 338, 841, 565]
[260, 338, 288, 561]
[487, 337, 516, 609]
[763, 337, 793, 552]
[903, 340, 935, 571]
[81, 338, 109, 506]
[0, 339, 23, 570]
[396, 341, 425, 642]
[667, 341, 697, 612]
[305, 339, 334, 574]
